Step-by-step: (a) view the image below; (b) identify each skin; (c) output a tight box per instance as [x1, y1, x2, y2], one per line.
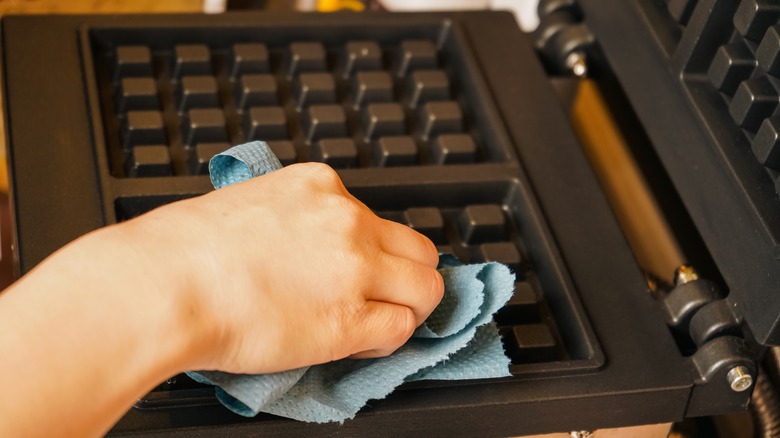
[0, 163, 444, 437]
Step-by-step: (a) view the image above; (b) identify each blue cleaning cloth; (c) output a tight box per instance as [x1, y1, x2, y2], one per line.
[188, 141, 514, 423]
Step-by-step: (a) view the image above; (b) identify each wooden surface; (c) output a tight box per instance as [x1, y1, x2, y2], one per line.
[0, 0, 202, 15]
[571, 80, 685, 285]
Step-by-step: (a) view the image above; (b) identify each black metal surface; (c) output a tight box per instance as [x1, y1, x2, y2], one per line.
[0, 10, 759, 436]
[576, 0, 780, 347]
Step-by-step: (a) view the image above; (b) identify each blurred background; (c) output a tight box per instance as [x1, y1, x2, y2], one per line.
[0, 0, 538, 28]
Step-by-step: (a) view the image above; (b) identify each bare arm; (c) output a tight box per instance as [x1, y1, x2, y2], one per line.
[0, 163, 443, 436]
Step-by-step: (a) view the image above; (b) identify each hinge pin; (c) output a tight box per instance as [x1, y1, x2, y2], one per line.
[727, 365, 753, 392]
[674, 264, 699, 286]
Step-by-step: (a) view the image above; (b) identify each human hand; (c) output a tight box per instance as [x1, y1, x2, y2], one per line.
[121, 163, 444, 375]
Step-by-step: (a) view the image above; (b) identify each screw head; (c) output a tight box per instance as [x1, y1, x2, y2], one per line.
[565, 52, 588, 78]
[727, 366, 753, 392]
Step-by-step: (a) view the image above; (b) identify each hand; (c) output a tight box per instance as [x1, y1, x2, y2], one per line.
[0, 162, 442, 436]
[121, 162, 444, 375]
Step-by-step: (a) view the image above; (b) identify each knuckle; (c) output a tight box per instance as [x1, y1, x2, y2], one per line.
[343, 204, 365, 231]
[300, 162, 341, 188]
[316, 196, 360, 236]
[323, 191, 355, 211]
[327, 195, 364, 229]
[283, 162, 343, 196]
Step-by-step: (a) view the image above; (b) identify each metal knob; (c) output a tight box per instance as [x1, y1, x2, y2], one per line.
[727, 366, 753, 392]
[565, 51, 588, 77]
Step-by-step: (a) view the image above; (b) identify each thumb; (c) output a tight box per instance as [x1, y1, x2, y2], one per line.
[348, 301, 416, 359]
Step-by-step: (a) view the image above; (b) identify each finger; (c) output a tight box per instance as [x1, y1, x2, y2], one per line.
[367, 254, 444, 326]
[349, 301, 416, 357]
[349, 349, 394, 360]
[376, 219, 440, 268]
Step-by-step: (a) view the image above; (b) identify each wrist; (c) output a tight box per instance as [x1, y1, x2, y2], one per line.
[0, 221, 221, 435]
[91, 219, 223, 374]
[112, 206, 226, 377]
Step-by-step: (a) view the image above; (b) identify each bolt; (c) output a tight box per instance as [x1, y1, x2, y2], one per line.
[565, 51, 588, 77]
[727, 366, 753, 392]
[570, 432, 593, 438]
[674, 264, 699, 286]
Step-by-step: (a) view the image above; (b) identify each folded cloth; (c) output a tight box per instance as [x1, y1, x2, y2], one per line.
[188, 141, 514, 423]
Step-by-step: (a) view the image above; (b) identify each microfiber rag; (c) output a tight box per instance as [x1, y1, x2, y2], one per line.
[188, 140, 514, 423]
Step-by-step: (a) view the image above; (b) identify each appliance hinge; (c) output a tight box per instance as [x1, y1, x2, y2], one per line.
[661, 265, 758, 417]
[534, 0, 595, 77]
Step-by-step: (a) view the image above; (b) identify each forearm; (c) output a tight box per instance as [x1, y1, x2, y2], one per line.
[0, 224, 209, 436]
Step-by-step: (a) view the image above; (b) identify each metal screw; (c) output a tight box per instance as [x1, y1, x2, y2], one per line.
[727, 366, 753, 392]
[565, 51, 588, 77]
[674, 264, 699, 286]
[570, 432, 594, 438]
